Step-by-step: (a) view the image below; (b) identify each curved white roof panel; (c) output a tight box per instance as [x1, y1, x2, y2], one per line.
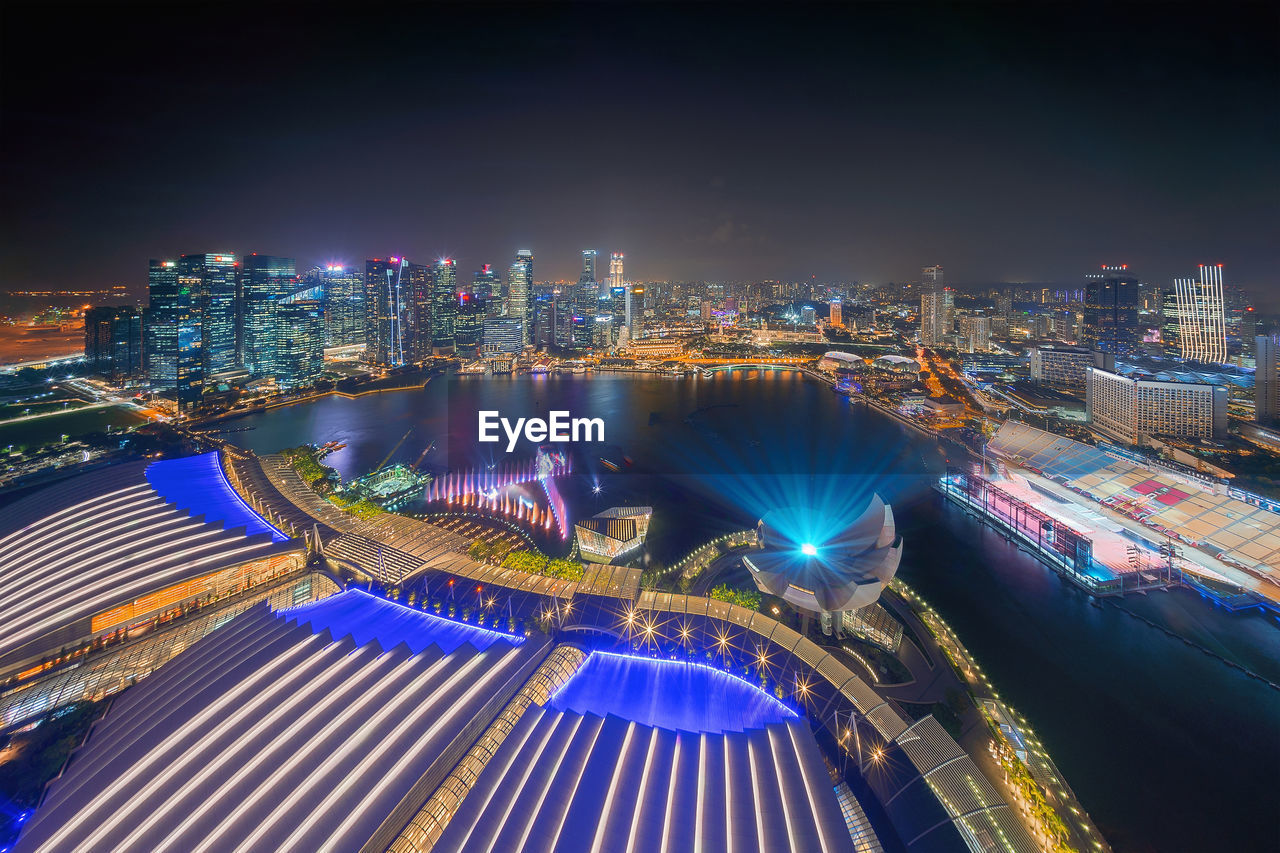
[0, 454, 295, 668]
[17, 595, 544, 853]
[435, 706, 855, 852]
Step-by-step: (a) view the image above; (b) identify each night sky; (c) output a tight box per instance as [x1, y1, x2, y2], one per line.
[2, 1, 1277, 304]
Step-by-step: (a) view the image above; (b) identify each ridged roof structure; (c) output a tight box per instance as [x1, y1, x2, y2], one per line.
[435, 651, 853, 852]
[434, 707, 855, 853]
[0, 453, 296, 669]
[17, 591, 545, 853]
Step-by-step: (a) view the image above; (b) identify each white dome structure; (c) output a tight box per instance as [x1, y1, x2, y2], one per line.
[742, 495, 902, 614]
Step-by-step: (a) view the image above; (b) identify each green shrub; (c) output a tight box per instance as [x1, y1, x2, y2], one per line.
[709, 583, 762, 610]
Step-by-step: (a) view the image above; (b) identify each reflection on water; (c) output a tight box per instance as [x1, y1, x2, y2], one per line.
[228, 372, 1280, 852]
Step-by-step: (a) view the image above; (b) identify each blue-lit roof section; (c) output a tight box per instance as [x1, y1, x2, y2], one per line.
[145, 452, 288, 542]
[280, 589, 521, 653]
[546, 651, 795, 733]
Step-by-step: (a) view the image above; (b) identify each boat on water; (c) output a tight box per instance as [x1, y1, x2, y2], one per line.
[316, 440, 347, 458]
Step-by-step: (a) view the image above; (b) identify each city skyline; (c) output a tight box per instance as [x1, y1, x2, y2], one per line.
[1, 4, 1278, 853]
[2, 2, 1276, 307]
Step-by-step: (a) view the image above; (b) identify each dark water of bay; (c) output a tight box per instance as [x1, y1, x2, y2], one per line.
[228, 371, 1280, 853]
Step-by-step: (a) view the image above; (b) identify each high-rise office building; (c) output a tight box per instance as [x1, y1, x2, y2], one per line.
[920, 290, 953, 346]
[1174, 264, 1227, 364]
[829, 300, 842, 328]
[145, 258, 203, 411]
[568, 313, 589, 352]
[1257, 334, 1278, 427]
[178, 253, 238, 376]
[482, 316, 524, 356]
[592, 313, 613, 350]
[1224, 281, 1248, 340]
[534, 293, 557, 350]
[609, 252, 628, 338]
[628, 284, 646, 340]
[472, 264, 502, 318]
[579, 249, 598, 300]
[316, 264, 365, 348]
[365, 257, 411, 367]
[958, 316, 991, 353]
[455, 291, 484, 356]
[402, 261, 431, 363]
[432, 257, 457, 354]
[921, 265, 944, 291]
[572, 250, 599, 350]
[1086, 366, 1227, 445]
[1082, 264, 1141, 356]
[1241, 308, 1260, 361]
[610, 286, 628, 337]
[145, 260, 178, 389]
[240, 254, 297, 378]
[85, 306, 143, 380]
[507, 249, 534, 346]
[609, 250, 624, 307]
[1161, 287, 1181, 352]
[274, 299, 325, 388]
[919, 265, 950, 346]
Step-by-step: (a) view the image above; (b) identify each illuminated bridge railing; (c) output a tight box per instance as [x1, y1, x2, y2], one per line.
[633, 591, 908, 740]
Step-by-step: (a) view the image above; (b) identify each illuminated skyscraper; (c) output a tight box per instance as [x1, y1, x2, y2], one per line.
[958, 315, 991, 353]
[240, 254, 297, 378]
[628, 284, 645, 339]
[580, 249, 598, 295]
[611, 285, 627, 337]
[920, 290, 952, 346]
[365, 257, 411, 367]
[1257, 334, 1278, 427]
[608, 252, 628, 341]
[85, 306, 143, 380]
[921, 265, 944, 290]
[472, 264, 502, 317]
[432, 257, 458, 354]
[919, 265, 950, 345]
[1082, 264, 1141, 356]
[535, 292, 558, 350]
[1161, 287, 1181, 352]
[145, 258, 203, 411]
[1174, 264, 1227, 364]
[828, 300, 842, 328]
[507, 249, 533, 346]
[402, 261, 431, 362]
[573, 249, 598, 350]
[178, 253, 238, 375]
[316, 264, 365, 347]
[455, 291, 484, 356]
[274, 299, 325, 388]
[609, 252, 624, 290]
[145, 259, 178, 387]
